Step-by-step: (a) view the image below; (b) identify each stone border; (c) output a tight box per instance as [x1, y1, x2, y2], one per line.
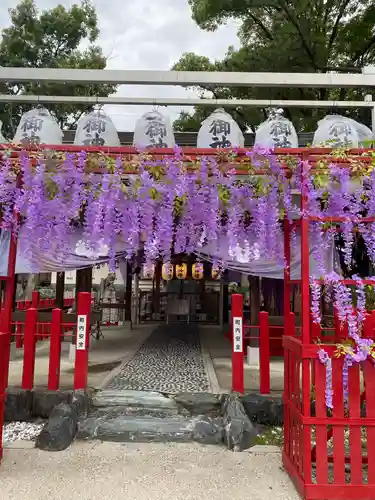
[5, 388, 74, 422]
[97, 325, 155, 390]
[4, 387, 285, 452]
[220, 393, 257, 451]
[35, 390, 90, 451]
[240, 392, 283, 426]
[199, 334, 221, 394]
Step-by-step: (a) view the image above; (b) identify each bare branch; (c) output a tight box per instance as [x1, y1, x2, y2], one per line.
[248, 13, 274, 40]
[328, 0, 351, 50]
[276, 1, 318, 69]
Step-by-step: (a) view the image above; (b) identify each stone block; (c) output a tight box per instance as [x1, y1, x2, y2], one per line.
[191, 416, 224, 445]
[221, 394, 257, 451]
[95, 416, 192, 443]
[174, 393, 220, 415]
[72, 390, 91, 417]
[32, 390, 72, 418]
[92, 390, 179, 412]
[5, 388, 33, 422]
[35, 403, 78, 451]
[240, 393, 283, 426]
[76, 417, 101, 440]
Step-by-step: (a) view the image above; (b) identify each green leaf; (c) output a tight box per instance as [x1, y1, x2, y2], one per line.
[0, 0, 117, 138]
[173, 0, 375, 133]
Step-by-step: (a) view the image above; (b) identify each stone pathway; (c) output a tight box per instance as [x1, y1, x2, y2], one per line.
[106, 324, 210, 393]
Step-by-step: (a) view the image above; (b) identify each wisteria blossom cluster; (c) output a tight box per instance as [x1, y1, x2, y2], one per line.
[314, 275, 375, 408]
[1, 145, 375, 410]
[296, 155, 375, 408]
[0, 147, 295, 269]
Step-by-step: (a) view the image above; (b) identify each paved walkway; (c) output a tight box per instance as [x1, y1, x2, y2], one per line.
[106, 324, 211, 393]
[0, 442, 298, 500]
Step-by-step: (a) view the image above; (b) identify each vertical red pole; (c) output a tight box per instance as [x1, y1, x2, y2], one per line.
[1, 227, 19, 393]
[32, 291, 42, 340]
[31, 290, 40, 308]
[231, 293, 244, 394]
[0, 177, 20, 461]
[300, 154, 312, 480]
[283, 218, 291, 326]
[48, 308, 62, 390]
[15, 322, 23, 348]
[259, 311, 270, 394]
[74, 292, 91, 390]
[300, 168, 310, 345]
[22, 308, 37, 390]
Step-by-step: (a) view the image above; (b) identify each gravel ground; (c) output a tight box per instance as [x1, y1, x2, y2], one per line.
[107, 324, 210, 393]
[2, 422, 43, 445]
[0, 441, 298, 500]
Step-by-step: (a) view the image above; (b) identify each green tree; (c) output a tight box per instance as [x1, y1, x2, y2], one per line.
[0, 0, 116, 138]
[173, 0, 375, 132]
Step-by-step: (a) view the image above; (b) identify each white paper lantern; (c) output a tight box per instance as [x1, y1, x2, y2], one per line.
[74, 110, 120, 146]
[0, 121, 7, 143]
[313, 115, 372, 148]
[13, 107, 63, 145]
[255, 111, 298, 148]
[197, 108, 245, 148]
[133, 111, 175, 148]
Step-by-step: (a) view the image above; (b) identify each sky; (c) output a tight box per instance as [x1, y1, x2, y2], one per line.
[0, 0, 241, 131]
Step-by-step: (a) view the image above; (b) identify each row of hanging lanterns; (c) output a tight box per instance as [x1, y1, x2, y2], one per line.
[143, 262, 222, 281]
[6, 105, 373, 150]
[162, 262, 205, 280]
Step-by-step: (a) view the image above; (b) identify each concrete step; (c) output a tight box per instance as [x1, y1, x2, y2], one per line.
[77, 414, 224, 445]
[80, 389, 225, 445]
[91, 390, 180, 413]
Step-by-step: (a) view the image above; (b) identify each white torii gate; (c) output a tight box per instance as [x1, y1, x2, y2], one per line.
[1, 66, 375, 131]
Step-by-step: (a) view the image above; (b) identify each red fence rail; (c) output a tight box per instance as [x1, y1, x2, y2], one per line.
[10, 292, 91, 392]
[229, 295, 375, 397]
[15, 295, 74, 311]
[230, 294, 294, 395]
[283, 335, 375, 499]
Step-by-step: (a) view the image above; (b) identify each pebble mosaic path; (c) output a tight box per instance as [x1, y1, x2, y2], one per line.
[106, 323, 210, 393]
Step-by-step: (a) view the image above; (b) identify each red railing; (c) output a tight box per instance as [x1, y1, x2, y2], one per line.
[283, 335, 375, 499]
[230, 294, 296, 395]
[229, 295, 375, 397]
[15, 293, 74, 311]
[11, 292, 91, 392]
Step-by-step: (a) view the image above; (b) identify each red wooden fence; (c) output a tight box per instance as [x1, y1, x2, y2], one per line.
[283, 335, 375, 499]
[11, 292, 91, 392]
[15, 295, 74, 311]
[229, 295, 375, 397]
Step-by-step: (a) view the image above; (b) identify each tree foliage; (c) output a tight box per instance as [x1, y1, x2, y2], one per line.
[173, 0, 375, 132]
[0, 0, 116, 138]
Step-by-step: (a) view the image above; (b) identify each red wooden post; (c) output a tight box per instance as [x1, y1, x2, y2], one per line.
[74, 292, 91, 390]
[259, 311, 271, 395]
[15, 322, 23, 348]
[231, 293, 244, 394]
[22, 308, 37, 390]
[31, 290, 40, 308]
[48, 308, 62, 390]
[289, 312, 296, 337]
[283, 218, 291, 336]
